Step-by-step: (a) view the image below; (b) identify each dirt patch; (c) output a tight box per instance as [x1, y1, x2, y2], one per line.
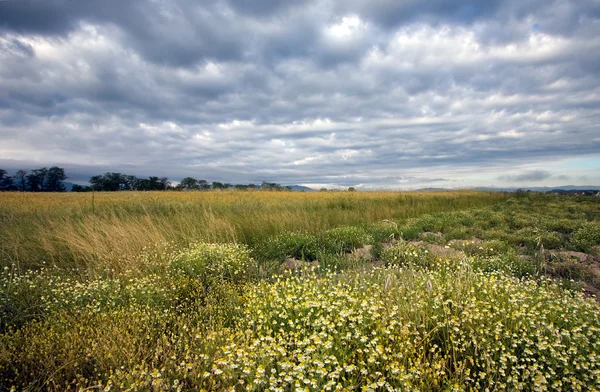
[547, 252, 600, 304]
[383, 239, 465, 259]
[419, 232, 445, 243]
[412, 241, 465, 259]
[447, 238, 483, 247]
[583, 283, 600, 301]
[351, 245, 373, 262]
[281, 257, 319, 272]
[551, 251, 592, 262]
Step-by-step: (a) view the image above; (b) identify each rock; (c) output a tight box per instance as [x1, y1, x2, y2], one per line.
[352, 245, 373, 262]
[281, 257, 303, 271]
[281, 257, 320, 272]
[423, 243, 464, 259]
[448, 238, 483, 247]
[554, 251, 590, 262]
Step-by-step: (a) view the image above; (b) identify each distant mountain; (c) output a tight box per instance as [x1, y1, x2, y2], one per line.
[285, 185, 314, 191]
[63, 182, 76, 191]
[414, 187, 451, 192]
[473, 185, 600, 192]
[413, 185, 600, 193]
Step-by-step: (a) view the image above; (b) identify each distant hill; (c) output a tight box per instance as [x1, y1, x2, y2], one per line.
[473, 185, 600, 193]
[285, 185, 314, 191]
[413, 185, 600, 193]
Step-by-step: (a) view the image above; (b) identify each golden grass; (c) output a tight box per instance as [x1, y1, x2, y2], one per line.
[0, 190, 506, 273]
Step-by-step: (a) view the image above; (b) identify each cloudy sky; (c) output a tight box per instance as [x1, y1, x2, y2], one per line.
[1, 0, 599, 189]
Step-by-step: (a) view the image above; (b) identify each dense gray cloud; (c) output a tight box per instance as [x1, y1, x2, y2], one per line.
[0, 0, 599, 188]
[498, 170, 552, 182]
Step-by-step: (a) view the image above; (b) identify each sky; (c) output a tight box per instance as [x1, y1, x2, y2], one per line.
[0, 0, 599, 189]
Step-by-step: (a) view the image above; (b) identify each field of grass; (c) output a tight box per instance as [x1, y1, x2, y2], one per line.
[0, 190, 504, 274]
[1, 190, 600, 391]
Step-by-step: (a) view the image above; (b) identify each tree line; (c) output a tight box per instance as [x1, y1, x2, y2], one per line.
[0, 167, 67, 192]
[80, 173, 290, 192]
[0, 168, 291, 192]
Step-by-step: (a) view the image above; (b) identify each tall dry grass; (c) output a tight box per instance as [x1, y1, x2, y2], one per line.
[0, 190, 506, 274]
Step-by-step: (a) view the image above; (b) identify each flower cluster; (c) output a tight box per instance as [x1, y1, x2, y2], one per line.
[103, 262, 600, 391]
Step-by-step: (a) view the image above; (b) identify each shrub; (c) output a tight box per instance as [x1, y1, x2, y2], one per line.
[471, 253, 538, 278]
[419, 231, 446, 244]
[398, 222, 421, 240]
[320, 226, 373, 253]
[367, 220, 399, 243]
[380, 242, 432, 268]
[252, 231, 320, 262]
[571, 222, 600, 253]
[444, 227, 470, 241]
[508, 229, 563, 250]
[450, 239, 511, 257]
[171, 243, 255, 285]
[544, 218, 578, 234]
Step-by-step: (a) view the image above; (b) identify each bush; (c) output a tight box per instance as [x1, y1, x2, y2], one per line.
[252, 232, 320, 262]
[450, 239, 511, 257]
[544, 218, 578, 234]
[471, 253, 538, 278]
[508, 229, 563, 250]
[320, 226, 373, 253]
[398, 222, 421, 240]
[444, 227, 470, 241]
[572, 222, 600, 253]
[367, 220, 399, 243]
[380, 242, 432, 268]
[171, 243, 255, 285]
[419, 232, 446, 244]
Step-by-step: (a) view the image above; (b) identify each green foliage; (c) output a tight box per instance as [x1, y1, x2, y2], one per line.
[470, 253, 538, 277]
[171, 243, 255, 285]
[419, 231, 446, 244]
[572, 222, 600, 252]
[253, 231, 320, 262]
[398, 222, 421, 240]
[366, 220, 399, 243]
[508, 229, 563, 250]
[320, 226, 373, 253]
[450, 239, 511, 257]
[444, 226, 470, 240]
[380, 242, 433, 268]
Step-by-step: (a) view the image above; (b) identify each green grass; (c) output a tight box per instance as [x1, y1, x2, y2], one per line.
[0, 190, 505, 274]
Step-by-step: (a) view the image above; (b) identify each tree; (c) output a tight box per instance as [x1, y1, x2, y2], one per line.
[72, 184, 92, 192]
[89, 172, 126, 191]
[198, 180, 210, 190]
[0, 169, 15, 191]
[320, 188, 328, 192]
[261, 181, 282, 191]
[15, 170, 27, 192]
[26, 168, 48, 192]
[124, 175, 139, 191]
[348, 187, 356, 192]
[45, 166, 67, 192]
[179, 177, 199, 190]
[159, 177, 170, 190]
[212, 181, 225, 189]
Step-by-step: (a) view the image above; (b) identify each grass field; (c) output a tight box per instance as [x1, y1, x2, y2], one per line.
[0, 190, 504, 274]
[1, 190, 600, 391]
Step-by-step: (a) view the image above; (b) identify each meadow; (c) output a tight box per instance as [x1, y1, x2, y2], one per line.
[1, 190, 600, 391]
